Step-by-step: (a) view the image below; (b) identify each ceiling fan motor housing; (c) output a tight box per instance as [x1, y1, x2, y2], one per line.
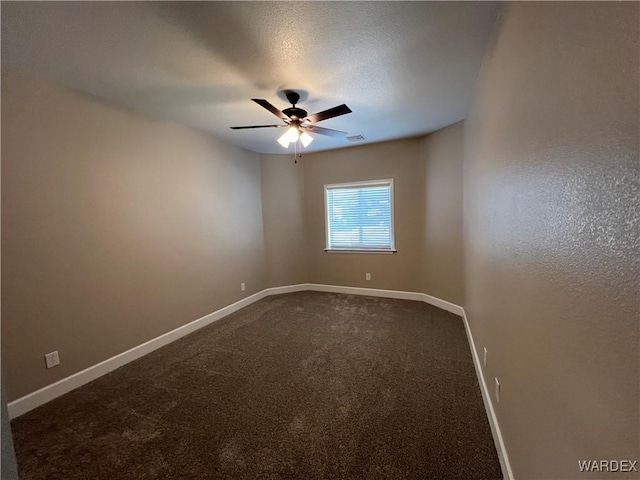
[282, 107, 307, 121]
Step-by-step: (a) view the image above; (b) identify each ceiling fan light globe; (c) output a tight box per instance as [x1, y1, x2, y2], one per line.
[285, 126, 300, 143]
[277, 132, 291, 148]
[300, 131, 313, 147]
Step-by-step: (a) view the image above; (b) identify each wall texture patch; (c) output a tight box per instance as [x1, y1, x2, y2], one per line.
[463, 3, 639, 479]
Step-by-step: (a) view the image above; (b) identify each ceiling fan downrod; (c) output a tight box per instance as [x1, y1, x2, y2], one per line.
[282, 91, 307, 121]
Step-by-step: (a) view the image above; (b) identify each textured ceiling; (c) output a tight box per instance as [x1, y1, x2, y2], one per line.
[1, 2, 501, 154]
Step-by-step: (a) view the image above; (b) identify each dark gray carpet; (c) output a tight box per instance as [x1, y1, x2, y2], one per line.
[11, 291, 502, 479]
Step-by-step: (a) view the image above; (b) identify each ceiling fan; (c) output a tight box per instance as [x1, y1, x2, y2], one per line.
[230, 91, 352, 148]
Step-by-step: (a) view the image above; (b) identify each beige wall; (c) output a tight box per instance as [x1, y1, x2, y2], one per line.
[464, 3, 639, 479]
[302, 139, 426, 292]
[421, 122, 464, 306]
[2, 70, 467, 403]
[261, 132, 465, 299]
[1, 70, 267, 400]
[261, 154, 306, 287]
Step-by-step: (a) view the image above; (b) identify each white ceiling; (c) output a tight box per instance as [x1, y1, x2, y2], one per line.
[1, 1, 501, 154]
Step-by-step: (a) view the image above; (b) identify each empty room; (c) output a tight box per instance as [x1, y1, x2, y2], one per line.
[1, 2, 638, 479]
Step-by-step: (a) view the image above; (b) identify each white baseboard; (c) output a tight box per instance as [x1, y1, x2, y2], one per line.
[8, 283, 460, 418]
[462, 311, 514, 480]
[7, 281, 512, 480]
[262, 284, 309, 296]
[8, 288, 272, 419]
[303, 283, 465, 317]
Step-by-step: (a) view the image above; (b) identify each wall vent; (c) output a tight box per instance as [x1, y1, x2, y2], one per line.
[346, 134, 366, 142]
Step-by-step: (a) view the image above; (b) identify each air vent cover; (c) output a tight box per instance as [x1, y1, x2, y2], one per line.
[347, 134, 366, 142]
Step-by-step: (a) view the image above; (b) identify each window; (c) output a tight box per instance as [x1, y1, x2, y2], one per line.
[324, 179, 396, 253]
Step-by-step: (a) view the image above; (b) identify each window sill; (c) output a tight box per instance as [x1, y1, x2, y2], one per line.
[324, 248, 397, 255]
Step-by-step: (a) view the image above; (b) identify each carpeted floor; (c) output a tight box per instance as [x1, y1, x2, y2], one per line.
[11, 291, 502, 479]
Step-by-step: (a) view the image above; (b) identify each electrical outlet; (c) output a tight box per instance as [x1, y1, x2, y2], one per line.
[495, 377, 500, 402]
[240, 283, 246, 292]
[483, 347, 487, 368]
[365, 273, 371, 281]
[45, 351, 60, 369]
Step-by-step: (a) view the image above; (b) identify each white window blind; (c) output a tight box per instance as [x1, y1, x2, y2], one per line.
[325, 179, 395, 252]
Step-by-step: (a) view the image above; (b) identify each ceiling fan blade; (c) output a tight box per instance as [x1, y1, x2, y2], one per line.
[304, 125, 348, 138]
[252, 99, 290, 120]
[305, 104, 352, 123]
[230, 124, 287, 130]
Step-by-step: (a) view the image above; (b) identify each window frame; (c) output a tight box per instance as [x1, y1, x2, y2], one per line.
[324, 178, 396, 254]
